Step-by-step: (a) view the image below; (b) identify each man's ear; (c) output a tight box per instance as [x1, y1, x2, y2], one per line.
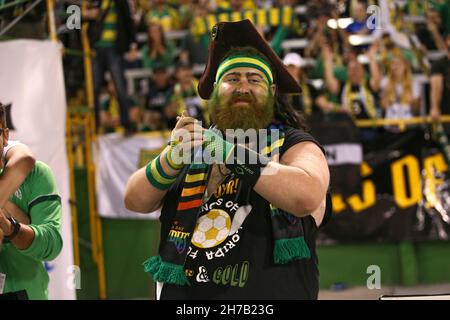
[270, 84, 276, 96]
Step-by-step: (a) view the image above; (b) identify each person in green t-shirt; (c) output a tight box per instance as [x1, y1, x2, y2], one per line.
[0, 102, 36, 252]
[0, 104, 63, 300]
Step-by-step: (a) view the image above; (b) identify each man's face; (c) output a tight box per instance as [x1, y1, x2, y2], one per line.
[209, 66, 275, 131]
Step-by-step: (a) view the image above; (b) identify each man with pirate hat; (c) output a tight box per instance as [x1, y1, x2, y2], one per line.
[124, 20, 331, 299]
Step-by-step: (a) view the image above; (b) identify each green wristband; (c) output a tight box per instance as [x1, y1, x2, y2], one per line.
[145, 156, 177, 190]
[165, 148, 184, 170]
[155, 155, 177, 180]
[146, 163, 170, 190]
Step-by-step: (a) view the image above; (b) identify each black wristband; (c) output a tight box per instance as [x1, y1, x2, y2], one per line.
[4, 217, 21, 241]
[224, 144, 270, 188]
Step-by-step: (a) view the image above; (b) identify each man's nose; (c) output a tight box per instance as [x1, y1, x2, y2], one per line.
[236, 79, 251, 94]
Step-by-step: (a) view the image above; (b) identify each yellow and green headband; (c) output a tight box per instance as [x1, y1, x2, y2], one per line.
[215, 54, 274, 85]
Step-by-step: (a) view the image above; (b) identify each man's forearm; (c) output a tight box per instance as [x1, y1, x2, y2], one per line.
[10, 224, 35, 250]
[124, 147, 182, 213]
[254, 162, 326, 217]
[12, 222, 62, 260]
[0, 152, 35, 208]
[0, 211, 33, 250]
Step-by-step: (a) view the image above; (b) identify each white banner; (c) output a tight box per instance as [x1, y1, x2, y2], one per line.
[96, 132, 170, 220]
[324, 143, 363, 165]
[0, 40, 75, 299]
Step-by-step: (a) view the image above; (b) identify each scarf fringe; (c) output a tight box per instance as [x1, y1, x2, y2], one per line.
[273, 236, 311, 264]
[143, 255, 190, 286]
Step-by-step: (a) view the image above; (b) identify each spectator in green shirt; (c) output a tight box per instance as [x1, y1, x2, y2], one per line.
[0, 103, 63, 299]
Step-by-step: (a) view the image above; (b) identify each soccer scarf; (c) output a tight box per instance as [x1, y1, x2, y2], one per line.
[144, 127, 311, 285]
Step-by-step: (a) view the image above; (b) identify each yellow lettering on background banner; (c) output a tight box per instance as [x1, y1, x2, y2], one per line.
[332, 194, 346, 213]
[330, 153, 450, 214]
[391, 155, 422, 208]
[344, 162, 376, 212]
[348, 180, 376, 212]
[361, 161, 373, 176]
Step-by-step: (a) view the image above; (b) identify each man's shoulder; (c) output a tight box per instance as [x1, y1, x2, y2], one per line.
[2, 140, 23, 161]
[30, 160, 52, 174]
[23, 161, 56, 187]
[19, 161, 59, 208]
[281, 126, 324, 156]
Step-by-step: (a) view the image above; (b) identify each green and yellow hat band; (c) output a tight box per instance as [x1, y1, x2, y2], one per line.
[215, 55, 273, 85]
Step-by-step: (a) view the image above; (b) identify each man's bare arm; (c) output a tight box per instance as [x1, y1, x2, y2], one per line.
[0, 144, 36, 208]
[254, 141, 330, 220]
[0, 208, 34, 250]
[124, 147, 174, 213]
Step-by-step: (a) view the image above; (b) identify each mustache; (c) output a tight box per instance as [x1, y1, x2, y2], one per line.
[230, 92, 255, 103]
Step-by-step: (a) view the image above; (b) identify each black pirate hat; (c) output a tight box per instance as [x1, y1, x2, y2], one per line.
[197, 19, 301, 99]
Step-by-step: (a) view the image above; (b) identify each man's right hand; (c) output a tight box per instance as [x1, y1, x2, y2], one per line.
[169, 112, 205, 165]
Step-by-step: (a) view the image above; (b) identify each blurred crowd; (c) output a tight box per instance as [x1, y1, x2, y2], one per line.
[2, 0, 449, 143]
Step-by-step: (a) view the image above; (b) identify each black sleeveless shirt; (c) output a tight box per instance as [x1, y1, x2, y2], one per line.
[157, 127, 331, 299]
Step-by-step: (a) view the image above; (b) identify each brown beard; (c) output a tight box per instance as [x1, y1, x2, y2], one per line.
[208, 89, 275, 131]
